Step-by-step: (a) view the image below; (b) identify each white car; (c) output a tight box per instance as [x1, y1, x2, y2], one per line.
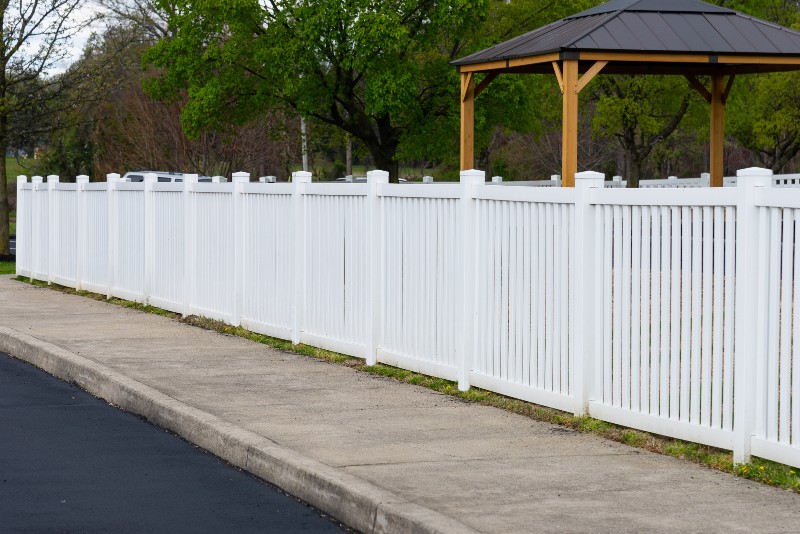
[121, 171, 222, 183]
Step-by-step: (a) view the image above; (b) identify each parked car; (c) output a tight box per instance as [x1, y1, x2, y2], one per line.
[121, 171, 220, 183]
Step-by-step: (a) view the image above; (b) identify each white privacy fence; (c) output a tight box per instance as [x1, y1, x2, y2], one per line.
[14, 167, 800, 468]
[509, 172, 800, 188]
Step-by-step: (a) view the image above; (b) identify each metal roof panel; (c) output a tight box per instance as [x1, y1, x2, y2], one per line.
[572, 0, 734, 18]
[452, 0, 800, 66]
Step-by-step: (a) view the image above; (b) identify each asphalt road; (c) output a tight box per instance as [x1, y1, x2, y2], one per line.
[0, 351, 349, 533]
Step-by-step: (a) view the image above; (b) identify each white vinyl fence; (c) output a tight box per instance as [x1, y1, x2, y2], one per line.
[15, 167, 800, 468]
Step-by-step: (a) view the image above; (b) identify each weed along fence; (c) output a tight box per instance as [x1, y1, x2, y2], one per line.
[14, 168, 800, 469]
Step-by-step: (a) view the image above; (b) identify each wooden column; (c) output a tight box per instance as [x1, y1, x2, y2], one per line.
[710, 72, 725, 187]
[460, 72, 475, 171]
[561, 59, 579, 187]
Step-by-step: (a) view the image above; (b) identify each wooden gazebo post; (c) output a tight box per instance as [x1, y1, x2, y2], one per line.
[460, 72, 475, 170]
[561, 58, 578, 188]
[710, 72, 725, 187]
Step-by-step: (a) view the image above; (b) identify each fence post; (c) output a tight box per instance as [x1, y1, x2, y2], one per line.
[30, 176, 43, 282]
[75, 175, 89, 291]
[46, 175, 59, 284]
[733, 166, 773, 465]
[491, 176, 502, 183]
[292, 171, 312, 345]
[231, 171, 249, 327]
[573, 171, 605, 415]
[458, 169, 484, 391]
[106, 173, 120, 299]
[365, 169, 389, 365]
[182, 174, 199, 317]
[143, 173, 157, 304]
[16, 176, 26, 277]
[700, 172, 711, 187]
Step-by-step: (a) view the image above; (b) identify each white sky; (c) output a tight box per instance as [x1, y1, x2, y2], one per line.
[46, 2, 108, 74]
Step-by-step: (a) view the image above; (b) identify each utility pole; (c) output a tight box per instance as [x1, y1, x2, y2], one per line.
[301, 117, 308, 172]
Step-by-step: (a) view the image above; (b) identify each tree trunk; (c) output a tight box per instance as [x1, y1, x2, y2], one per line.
[0, 117, 8, 256]
[372, 147, 399, 182]
[345, 135, 352, 176]
[626, 153, 643, 188]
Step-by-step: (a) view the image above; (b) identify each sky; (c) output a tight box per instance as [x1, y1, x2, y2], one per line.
[46, 2, 108, 74]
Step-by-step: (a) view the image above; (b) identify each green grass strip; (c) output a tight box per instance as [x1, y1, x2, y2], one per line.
[12, 275, 800, 494]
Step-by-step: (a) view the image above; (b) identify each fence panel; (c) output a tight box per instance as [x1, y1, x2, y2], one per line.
[16, 182, 32, 276]
[81, 185, 108, 293]
[749, 187, 800, 468]
[187, 184, 235, 322]
[50, 184, 79, 287]
[240, 185, 294, 340]
[379, 184, 462, 380]
[589, 188, 737, 450]
[149, 185, 185, 313]
[301, 185, 368, 357]
[470, 187, 576, 412]
[31, 181, 49, 281]
[111, 184, 145, 301]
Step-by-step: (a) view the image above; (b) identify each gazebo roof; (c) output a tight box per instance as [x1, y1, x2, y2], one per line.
[453, 0, 800, 72]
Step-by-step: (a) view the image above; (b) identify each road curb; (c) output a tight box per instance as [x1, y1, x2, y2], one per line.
[0, 326, 479, 534]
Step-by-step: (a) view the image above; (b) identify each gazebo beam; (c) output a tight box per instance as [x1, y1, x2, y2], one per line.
[684, 74, 711, 103]
[460, 72, 475, 170]
[710, 73, 725, 187]
[562, 59, 579, 187]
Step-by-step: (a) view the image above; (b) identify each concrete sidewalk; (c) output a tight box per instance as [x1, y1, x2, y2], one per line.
[1, 276, 798, 533]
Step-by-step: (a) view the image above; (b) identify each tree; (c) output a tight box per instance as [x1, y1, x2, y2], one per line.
[143, 0, 603, 181]
[590, 75, 702, 187]
[728, 72, 800, 172]
[143, 0, 496, 181]
[0, 0, 101, 255]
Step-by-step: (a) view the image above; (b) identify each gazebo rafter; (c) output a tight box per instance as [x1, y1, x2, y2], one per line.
[453, 0, 800, 187]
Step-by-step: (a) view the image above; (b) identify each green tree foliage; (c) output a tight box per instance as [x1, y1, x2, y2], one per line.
[143, 0, 594, 180]
[724, 1, 800, 172]
[144, 0, 484, 180]
[728, 71, 800, 172]
[590, 75, 703, 187]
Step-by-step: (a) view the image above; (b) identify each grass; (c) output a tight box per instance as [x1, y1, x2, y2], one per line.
[6, 157, 34, 181]
[12, 275, 800, 494]
[9, 211, 14, 235]
[0, 262, 14, 274]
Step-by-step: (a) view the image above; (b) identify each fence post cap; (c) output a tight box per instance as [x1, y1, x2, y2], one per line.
[17, 175, 27, 183]
[366, 170, 389, 184]
[575, 171, 605, 181]
[76, 175, 89, 184]
[292, 171, 312, 183]
[551, 174, 560, 181]
[460, 168, 485, 184]
[144, 172, 158, 183]
[491, 176, 502, 183]
[31, 175, 43, 183]
[46, 175, 59, 183]
[423, 175, 434, 183]
[232, 172, 249, 183]
[106, 173, 121, 182]
[667, 175, 678, 180]
[737, 167, 773, 178]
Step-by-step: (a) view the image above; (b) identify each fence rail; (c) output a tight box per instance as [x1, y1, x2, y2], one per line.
[15, 167, 800, 469]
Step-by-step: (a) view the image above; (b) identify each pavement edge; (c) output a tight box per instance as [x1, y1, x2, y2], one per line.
[0, 326, 480, 534]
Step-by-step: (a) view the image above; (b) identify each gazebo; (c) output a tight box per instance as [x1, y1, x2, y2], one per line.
[452, 0, 800, 186]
